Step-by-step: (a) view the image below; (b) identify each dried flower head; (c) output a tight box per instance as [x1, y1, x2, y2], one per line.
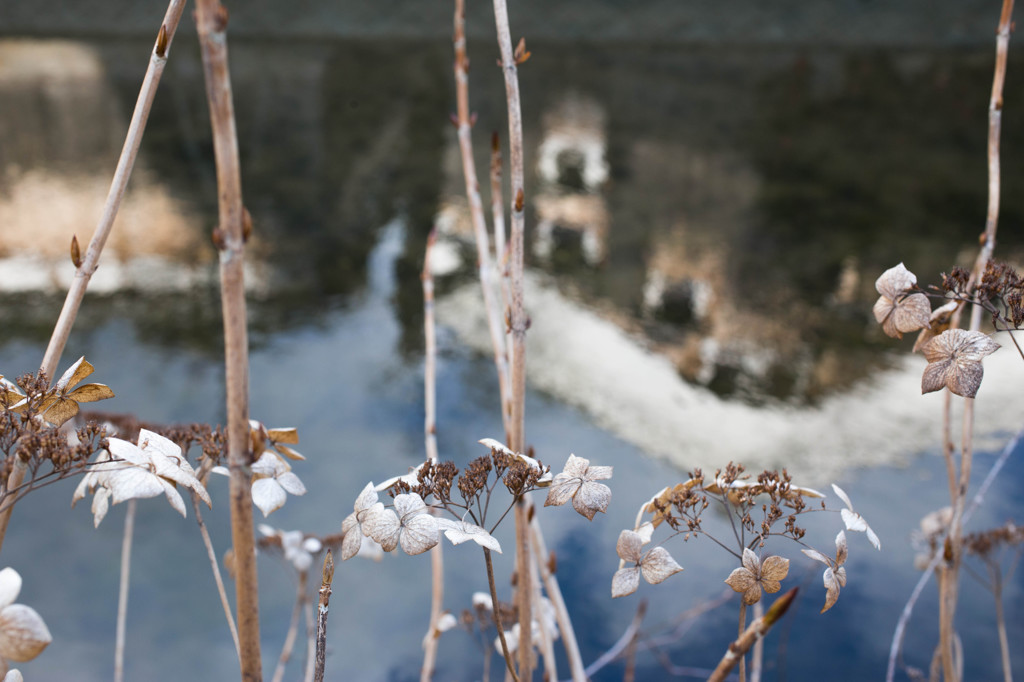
[250, 420, 305, 461]
[214, 451, 307, 517]
[341, 482, 387, 561]
[611, 527, 683, 598]
[920, 329, 1000, 399]
[35, 358, 115, 427]
[802, 531, 848, 613]
[257, 526, 323, 572]
[544, 454, 612, 520]
[0, 568, 51, 676]
[724, 548, 790, 605]
[362, 492, 439, 556]
[873, 263, 931, 339]
[73, 429, 211, 526]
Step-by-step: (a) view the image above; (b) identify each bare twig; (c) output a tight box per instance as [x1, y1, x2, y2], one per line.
[114, 500, 137, 682]
[0, 0, 188, 559]
[193, 492, 240, 660]
[530, 518, 587, 681]
[453, 0, 512, 435]
[708, 589, 797, 682]
[623, 601, 646, 682]
[194, 2, 261, 679]
[483, 547, 519, 682]
[421, 232, 445, 682]
[314, 550, 334, 682]
[886, 424, 1022, 682]
[272, 572, 308, 682]
[750, 600, 764, 682]
[527, 529, 557, 681]
[490, 2, 531, 675]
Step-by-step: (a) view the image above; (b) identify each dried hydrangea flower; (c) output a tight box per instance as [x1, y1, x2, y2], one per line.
[436, 612, 458, 633]
[493, 597, 559, 654]
[873, 263, 931, 339]
[362, 492, 439, 555]
[214, 451, 307, 517]
[920, 329, 1000, 399]
[73, 429, 211, 526]
[36, 357, 115, 426]
[912, 300, 959, 353]
[0, 568, 51, 677]
[258, 526, 322, 572]
[802, 531, 848, 613]
[544, 454, 612, 520]
[831, 484, 880, 550]
[611, 528, 683, 598]
[435, 518, 502, 553]
[724, 548, 790, 605]
[341, 482, 387, 561]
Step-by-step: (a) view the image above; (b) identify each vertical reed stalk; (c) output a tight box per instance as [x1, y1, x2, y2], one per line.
[421, 233, 445, 682]
[490, 1, 531, 675]
[483, 547, 519, 682]
[195, 1, 261, 678]
[708, 590, 796, 682]
[0, 0, 187, 559]
[529, 518, 586, 680]
[453, 0, 512, 435]
[113, 500, 137, 682]
[937, 3, 1013, 678]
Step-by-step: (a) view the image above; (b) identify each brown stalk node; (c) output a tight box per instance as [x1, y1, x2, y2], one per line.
[514, 188, 524, 212]
[70, 235, 82, 268]
[155, 25, 169, 57]
[242, 207, 253, 242]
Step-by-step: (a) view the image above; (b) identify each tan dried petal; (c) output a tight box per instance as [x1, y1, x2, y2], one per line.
[760, 555, 790, 591]
[875, 263, 918, 298]
[921, 329, 1000, 398]
[267, 427, 299, 444]
[616, 529, 643, 563]
[0, 604, 52, 662]
[54, 357, 93, 392]
[572, 480, 611, 520]
[40, 398, 79, 427]
[640, 547, 683, 585]
[544, 475, 579, 508]
[66, 383, 115, 404]
[725, 566, 757, 597]
[611, 567, 640, 598]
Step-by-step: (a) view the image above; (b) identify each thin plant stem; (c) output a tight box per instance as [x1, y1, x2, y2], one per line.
[491, 132, 509, 288]
[490, 0, 531, 671]
[0, 0, 188, 560]
[750, 600, 764, 682]
[529, 518, 586, 681]
[194, 492, 240, 660]
[114, 499, 136, 682]
[708, 589, 797, 682]
[988, 563, 1013, 682]
[527, 529, 556, 682]
[483, 547, 519, 682]
[303, 598, 315, 682]
[272, 571, 308, 682]
[194, 1, 261, 678]
[39, 0, 187, 381]
[314, 550, 334, 682]
[421, 232, 445, 682]
[622, 601, 646, 682]
[886, 424, 1023, 682]
[737, 602, 747, 682]
[452, 0, 512, 435]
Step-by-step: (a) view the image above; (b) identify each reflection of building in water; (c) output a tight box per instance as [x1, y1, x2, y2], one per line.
[0, 40, 213, 293]
[532, 93, 610, 265]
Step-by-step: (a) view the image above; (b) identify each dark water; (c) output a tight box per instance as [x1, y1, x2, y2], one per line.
[1, 34, 1023, 681]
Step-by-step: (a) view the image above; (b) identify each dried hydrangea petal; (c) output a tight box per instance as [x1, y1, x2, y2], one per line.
[611, 566, 641, 598]
[252, 479, 287, 517]
[0, 603, 52, 662]
[639, 547, 683, 585]
[436, 519, 501, 553]
[615, 529, 643, 563]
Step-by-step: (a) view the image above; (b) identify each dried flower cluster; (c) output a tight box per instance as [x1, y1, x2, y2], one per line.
[872, 263, 1005, 398]
[616, 466, 878, 614]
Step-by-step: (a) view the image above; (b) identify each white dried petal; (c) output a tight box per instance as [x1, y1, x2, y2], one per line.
[106, 467, 167, 505]
[399, 513, 439, 556]
[436, 519, 502, 553]
[276, 472, 307, 497]
[801, 548, 830, 565]
[0, 604, 52, 662]
[4, 669, 23, 682]
[0, 571, 21, 610]
[478, 438, 515, 457]
[252, 452, 285, 477]
[544, 475, 579, 508]
[573, 480, 611, 520]
[91, 488, 111, 527]
[252, 479, 287, 517]
[340, 518, 364, 562]
[472, 592, 493, 610]
[640, 547, 683, 585]
[363, 508, 400, 552]
[634, 522, 654, 545]
[835, 531, 848, 567]
[611, 566, 640, 598]
[394, 493, 428, 518]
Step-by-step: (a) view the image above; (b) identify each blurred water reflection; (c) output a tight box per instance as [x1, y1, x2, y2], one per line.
[0, 34, 1023, 681]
